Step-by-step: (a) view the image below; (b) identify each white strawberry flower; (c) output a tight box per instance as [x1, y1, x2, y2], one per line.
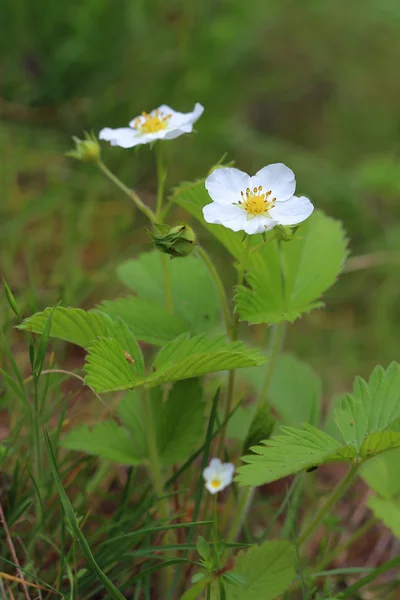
[99, 103, 204, 148]
[202, 164, 314, 235]
[203, 458, 234, 495]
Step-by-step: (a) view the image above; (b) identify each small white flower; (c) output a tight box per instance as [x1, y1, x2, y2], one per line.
[99, 103, 204, 148]
[202, 164, 314, 235]
[203, 458, 234, 494]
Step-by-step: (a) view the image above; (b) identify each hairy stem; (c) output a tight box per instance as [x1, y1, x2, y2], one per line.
[297, 463, 360, 547]
[140, 390, 173, 588]
[154, 144, 173, 313]
[225, 321, 287, 545]
[98, 161, 156, 223]
[217, 236, 252, 454]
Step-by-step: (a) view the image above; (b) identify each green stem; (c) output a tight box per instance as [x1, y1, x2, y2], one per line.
[97, 161, 156, 224]
[141, 390, 173, 588]
[154, 144, 173, 313]
[297, 463, 360, 547]
[338, 553, 400, 598]
[217, 236, 252, 455]
[225, 321, 287, 546]
[155, 143, 167, 222]
[196, 246, 233, 340]
[141, 390, 168, 515]
[256, 321, 286, 411]
[316, 516, 377, 572]
[161, 254, 173, 313]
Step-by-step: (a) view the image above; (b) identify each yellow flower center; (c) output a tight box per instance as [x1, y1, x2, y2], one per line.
[239, 186, 276, 216]
[132, 109, 172, 134]
[210, 478, 222, 490]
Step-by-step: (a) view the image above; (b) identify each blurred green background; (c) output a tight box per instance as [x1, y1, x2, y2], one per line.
[2, 0, 400, 394]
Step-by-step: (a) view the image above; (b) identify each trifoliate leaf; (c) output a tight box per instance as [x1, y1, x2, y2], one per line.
[236, 424, 344, 487]
[235, 211, 348, 324]
[225, 540, 296, 600]
[84, 333, 266, 393]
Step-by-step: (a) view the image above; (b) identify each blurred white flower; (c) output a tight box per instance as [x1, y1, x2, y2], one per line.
[203, 164, 314, 235]
[203, 458, 234, 494]
[99, 103, 204, 148]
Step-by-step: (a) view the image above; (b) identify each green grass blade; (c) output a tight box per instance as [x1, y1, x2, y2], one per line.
[44, 432, 127, 600]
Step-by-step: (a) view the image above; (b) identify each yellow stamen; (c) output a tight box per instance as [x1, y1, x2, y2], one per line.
[210, 478, 222, 490]
[132, 109, 172, 134]
[238, 185, 276, 216]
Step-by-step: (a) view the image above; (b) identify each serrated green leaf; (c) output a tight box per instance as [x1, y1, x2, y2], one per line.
[61, 421, 142, 465]
[149, 334, 266, 388]
[18, 307, 110, 348]
[360, 431, 400, 458]
[334, 363, 400, 453]
[367, 496, 400, 539]
[225, 540, 296, 600]
[236, 424, 343, 487]
[156, 379, 205, 466]
[361, 448, 400, 500]
[100, 296, 187, 346]
[85, 338, 139, 392]
[84, 333, 266, 393]
[18, 307, 143, 373]
[235, 211, 348, 324]
[117, 251, 220, 334]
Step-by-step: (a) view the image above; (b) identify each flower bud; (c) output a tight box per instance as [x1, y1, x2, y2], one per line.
[274, 224, 301, 242]
[66, 132, 101, 163]
[148, 224, 196, 258]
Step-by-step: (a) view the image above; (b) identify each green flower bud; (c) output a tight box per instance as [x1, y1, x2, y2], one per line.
[148, 224, 196, 258]
[66, 132, 101, 163]
[274, 224, 301, 242]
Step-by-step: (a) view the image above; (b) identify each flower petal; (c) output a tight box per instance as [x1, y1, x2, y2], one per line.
[243, 215, 277, 235]
[270, 195, 314, 225]
[209, 458, 222, 471]
[252, 163, 296, 202]
[205, 167, 251, 205]
[99, 127, 143, 148]
[203, 202, 246, 232]
[166, 103, 204, 128]
[202, 467, 216, 481]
